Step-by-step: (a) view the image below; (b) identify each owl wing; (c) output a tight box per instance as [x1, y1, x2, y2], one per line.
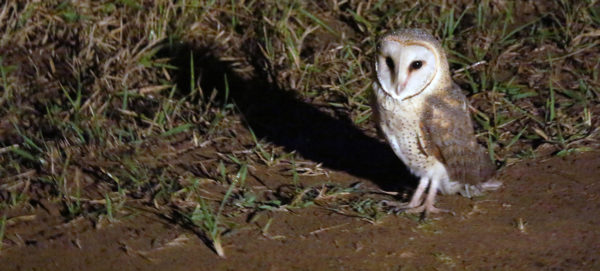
[419, 84, 496, 184]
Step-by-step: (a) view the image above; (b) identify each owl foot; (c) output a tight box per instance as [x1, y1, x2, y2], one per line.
[379, 200, 411, 214]
[403, 204, 454, 217]
[379, 200, 454, 216]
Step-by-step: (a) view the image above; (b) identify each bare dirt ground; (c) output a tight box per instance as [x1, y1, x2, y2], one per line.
[2, 151, 599, 271]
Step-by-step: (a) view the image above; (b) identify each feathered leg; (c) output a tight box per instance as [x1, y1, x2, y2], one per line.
[380, 176, 429, 212]
[407, 176, 429, 208]
[405, 176, 452, 216]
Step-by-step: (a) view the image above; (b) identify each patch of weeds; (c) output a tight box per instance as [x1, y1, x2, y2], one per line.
[189, 198, 228, 257]
[513, 217, 528, 234]
[104, 193, 114, 222]
[414, 219, 440, 234]
[186, 162, 248, 257]
[349, 198, 385, 222]
[57, 1, 83, 23]
[231, 190, 284, 213]
[433, 252, 456, 268]
[556, 147, 593, 156]
[283, 182, 390, 223]
[0, 56, 16, 105]
[248, 127, 294, 167]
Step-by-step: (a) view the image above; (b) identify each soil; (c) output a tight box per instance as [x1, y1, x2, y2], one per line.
[2, 151, 600, 270]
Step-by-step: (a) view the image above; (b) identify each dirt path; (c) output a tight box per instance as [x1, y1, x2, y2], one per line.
[2, 152, 600, 270]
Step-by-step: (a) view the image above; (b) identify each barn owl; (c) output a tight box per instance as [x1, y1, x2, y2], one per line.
[372, 29, 500, 216]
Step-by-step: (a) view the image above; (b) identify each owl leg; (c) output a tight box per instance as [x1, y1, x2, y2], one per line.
[421, 176, 447, 215]
[379, 176, 429, 213]
[405, 176, 452, 216]
[407, 176, 429, 208]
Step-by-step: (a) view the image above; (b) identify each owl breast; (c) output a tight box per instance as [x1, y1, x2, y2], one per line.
[375, 89, 462, 195]
[374, 88, 435, 177]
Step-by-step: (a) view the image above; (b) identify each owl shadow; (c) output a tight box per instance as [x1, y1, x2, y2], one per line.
[164, 42, 416, 192]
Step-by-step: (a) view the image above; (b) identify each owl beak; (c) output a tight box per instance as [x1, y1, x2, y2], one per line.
[396, 85, 403, 95]
[396, 80, 408, 95]
[396, 73, 409, 95]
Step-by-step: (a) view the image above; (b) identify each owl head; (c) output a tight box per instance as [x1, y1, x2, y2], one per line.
[374, 29, 451, 101]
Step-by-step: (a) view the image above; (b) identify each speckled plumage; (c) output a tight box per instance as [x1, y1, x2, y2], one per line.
[373, 29, 499, 215]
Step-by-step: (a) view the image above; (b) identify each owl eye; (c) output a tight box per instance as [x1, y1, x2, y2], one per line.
[410, 60, 423, 71]
[385, 56, 395, 73]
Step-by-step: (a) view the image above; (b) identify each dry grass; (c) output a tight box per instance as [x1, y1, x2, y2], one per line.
[0, 0, 599, 256]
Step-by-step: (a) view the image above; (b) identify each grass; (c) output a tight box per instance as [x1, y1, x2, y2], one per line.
[0, 0, 599, 256]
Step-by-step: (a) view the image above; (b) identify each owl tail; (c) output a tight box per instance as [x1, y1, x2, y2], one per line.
[460, 179, 502, 198]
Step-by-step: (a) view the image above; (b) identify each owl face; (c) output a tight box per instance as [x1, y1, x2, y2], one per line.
[375, 37, 439, 101]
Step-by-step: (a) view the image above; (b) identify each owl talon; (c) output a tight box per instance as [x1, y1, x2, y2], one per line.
[404, 204, 455, 217]
[379, 200, 410, 214]
[379, 200, 454, 216]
